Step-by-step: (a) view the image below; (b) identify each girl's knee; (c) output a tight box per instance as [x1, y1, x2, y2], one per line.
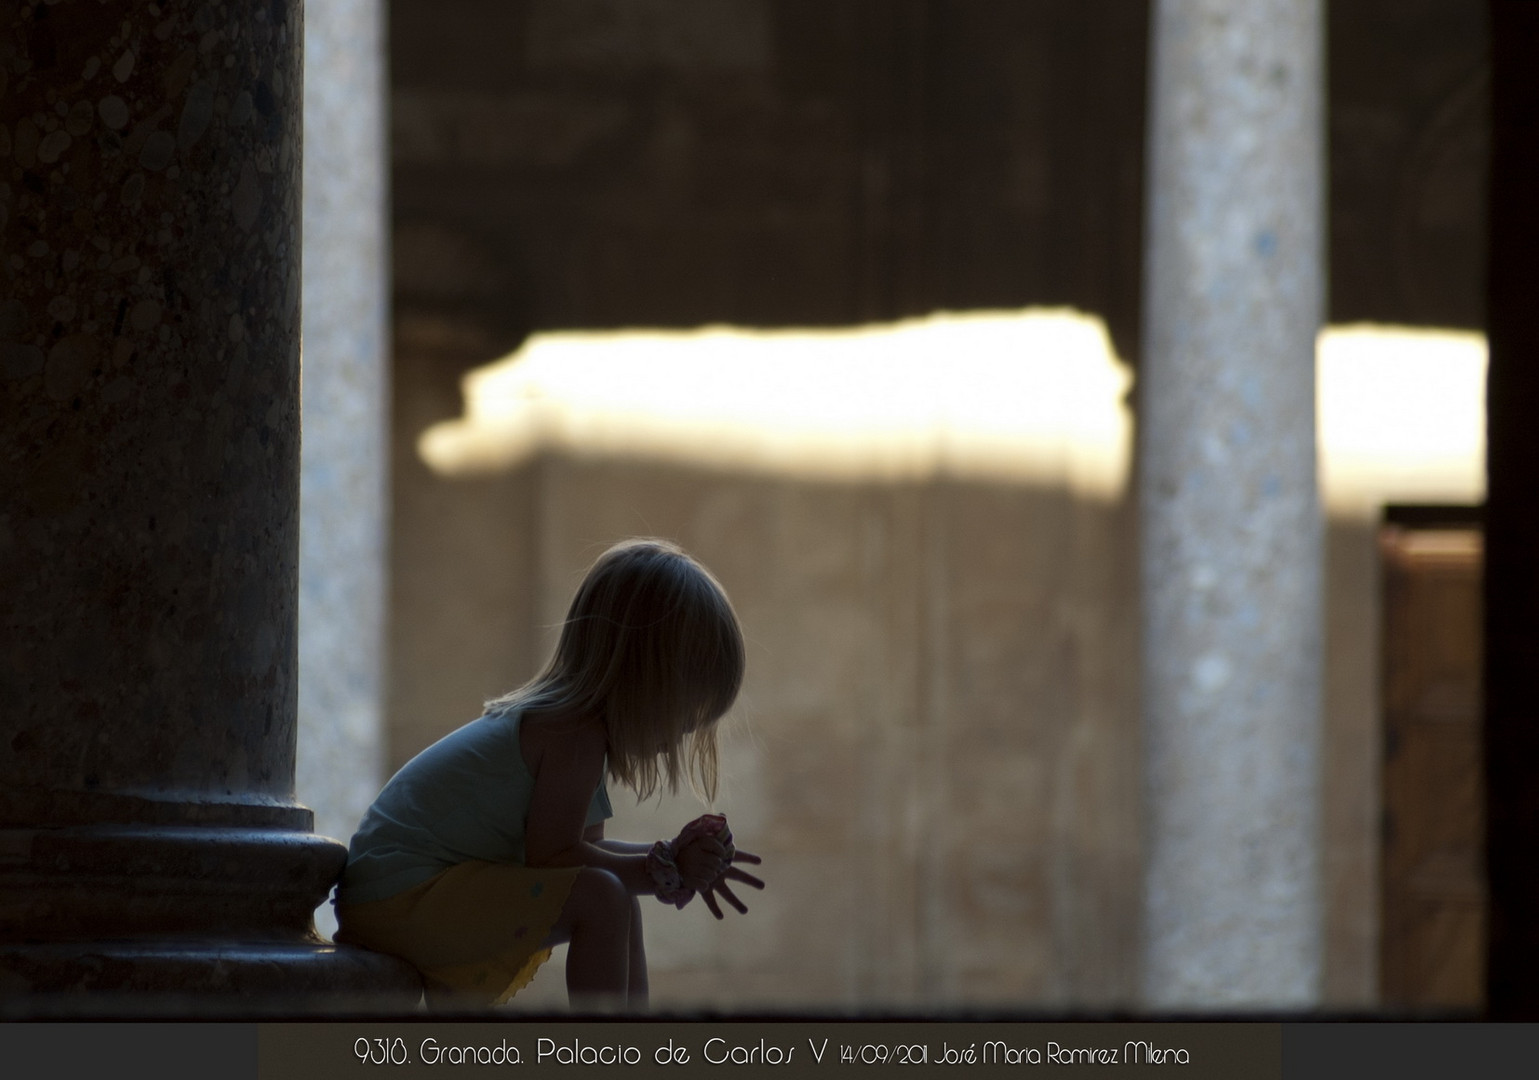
[571, 867, 629, 921]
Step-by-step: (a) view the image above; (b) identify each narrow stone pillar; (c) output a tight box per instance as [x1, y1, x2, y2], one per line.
[298, 0, 390, 937]
[1139, 0, 1325, 1006]
[0, 0, 413, 1005]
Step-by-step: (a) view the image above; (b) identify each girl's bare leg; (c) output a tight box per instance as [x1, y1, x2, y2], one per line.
[627, 896, 648, 1009]
[543, 867, 630, 1009]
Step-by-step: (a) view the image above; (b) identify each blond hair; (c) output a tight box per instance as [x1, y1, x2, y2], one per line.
[486, 538, 744, 801]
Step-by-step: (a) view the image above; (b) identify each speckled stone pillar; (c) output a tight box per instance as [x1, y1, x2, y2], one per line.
[297, 0, 388, 939]
[1139, 0, 1325, 1006]
[0, 0, 414, 1007]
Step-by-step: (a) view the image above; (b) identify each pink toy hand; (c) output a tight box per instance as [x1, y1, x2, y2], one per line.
[670, 813, 733, 891]
[675, 833, 729, 892]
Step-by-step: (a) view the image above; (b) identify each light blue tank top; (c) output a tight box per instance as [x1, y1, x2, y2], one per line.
[336, 709, 613, 905]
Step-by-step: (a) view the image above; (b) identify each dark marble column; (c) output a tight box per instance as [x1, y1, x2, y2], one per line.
[0, 0, 414, 1007]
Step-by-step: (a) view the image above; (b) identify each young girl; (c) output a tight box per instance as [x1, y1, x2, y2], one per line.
[334, 538, 763, 1010]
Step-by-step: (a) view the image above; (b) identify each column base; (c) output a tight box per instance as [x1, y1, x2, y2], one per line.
[0, 815, 424, 1014]
[2, 824, 346, 938]
[0, 939, 423, 1017]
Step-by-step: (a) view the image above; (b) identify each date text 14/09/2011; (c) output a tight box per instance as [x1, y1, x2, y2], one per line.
[826, 1040, 1192, 1066]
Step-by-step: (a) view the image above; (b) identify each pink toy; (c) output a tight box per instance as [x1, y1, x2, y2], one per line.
[646, 814, 734, 907]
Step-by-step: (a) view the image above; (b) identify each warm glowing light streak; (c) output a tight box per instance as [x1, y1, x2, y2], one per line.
[419, 312, 1485, 512]
[419, 309, 1133, 498]
[1316, 324, 1485, 513]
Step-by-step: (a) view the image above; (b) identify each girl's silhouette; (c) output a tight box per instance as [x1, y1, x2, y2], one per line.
[335, 538, 763, 1009]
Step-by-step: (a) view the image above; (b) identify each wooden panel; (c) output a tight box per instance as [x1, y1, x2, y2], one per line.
[1379, 525, 1484, 1009]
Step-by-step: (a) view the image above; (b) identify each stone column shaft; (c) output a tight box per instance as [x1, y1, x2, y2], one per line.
[0, 0, 413, 1007]
[298, 0, 390, 923]
[1139, 0, 1325, 1006]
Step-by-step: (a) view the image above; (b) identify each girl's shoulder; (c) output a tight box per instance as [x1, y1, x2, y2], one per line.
[392, 711, 516, 777]
[517, 707, 606, 777]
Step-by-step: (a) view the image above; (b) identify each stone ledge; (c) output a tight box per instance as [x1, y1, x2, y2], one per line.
[0, 789, 314, 831]
[0, 939, 423, 1017]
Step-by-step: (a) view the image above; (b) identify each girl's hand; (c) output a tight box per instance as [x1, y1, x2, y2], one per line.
[669, 813, 734, 892]
[699, 849, 765, 920]
[674, 834, 729, 892]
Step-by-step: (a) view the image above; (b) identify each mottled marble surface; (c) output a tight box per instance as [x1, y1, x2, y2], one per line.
[296, 0, 390, 938]
[0, 4, 421, 1006]
[296, 0, 388, 853]
[1, 0, 303, 816]
[1139, 0, 1326, 1007]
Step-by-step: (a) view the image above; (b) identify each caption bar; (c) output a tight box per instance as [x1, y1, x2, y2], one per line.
[260, 1022, 1278, 1079]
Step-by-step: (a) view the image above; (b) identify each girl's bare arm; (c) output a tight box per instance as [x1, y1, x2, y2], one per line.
[591, 836, 651, 855]
[521, 719, 747, 902]
[522, 724, 655, 893]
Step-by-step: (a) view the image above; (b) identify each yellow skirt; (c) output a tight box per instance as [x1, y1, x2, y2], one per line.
[335, 861, 581, 1007]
